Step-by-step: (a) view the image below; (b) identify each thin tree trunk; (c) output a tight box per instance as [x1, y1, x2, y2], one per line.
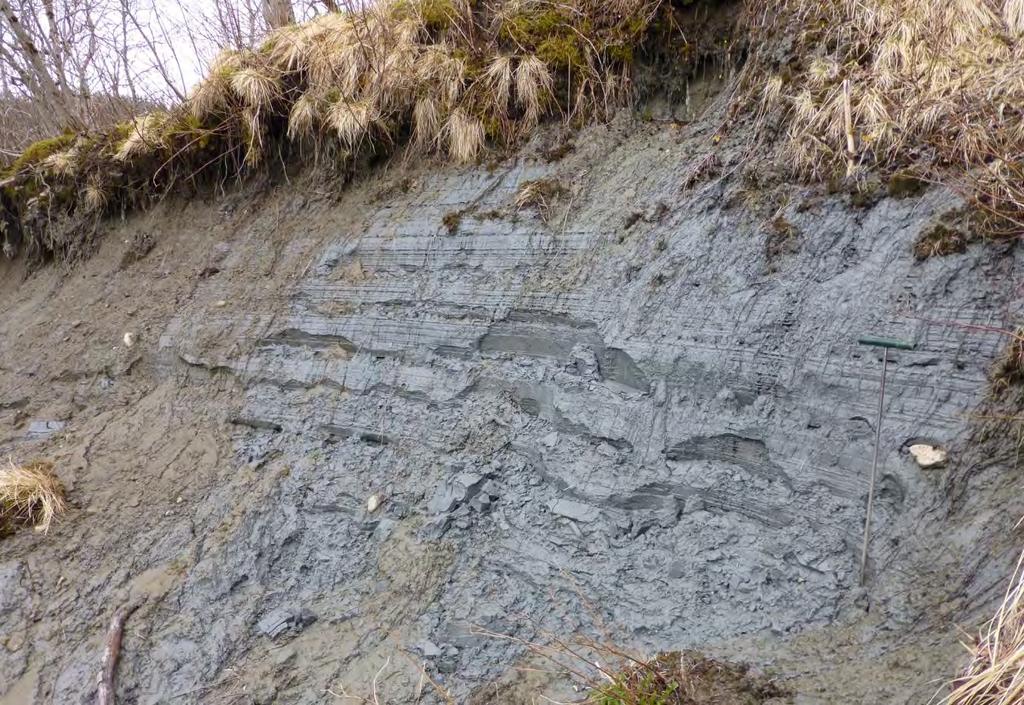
[0, 0, 78, 129]
[262, 0, 295, 28]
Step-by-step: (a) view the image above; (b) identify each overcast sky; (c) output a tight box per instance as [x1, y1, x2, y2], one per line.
[133, 0, 255, 97]
[0, 1, 323, 106]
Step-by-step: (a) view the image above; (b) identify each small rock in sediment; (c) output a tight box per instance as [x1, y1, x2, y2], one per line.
[480, 479, 500, 499]
[26, 419, 65, 440]
[422, 513, 452, 540]
[366, 494, 381, 513]
[70, 320, 82, 328]
[416, 640, 443, 658]
[540, 432, 559, 448]
[215, 300, 227, 307]
[272, 646, 297, 667]
[427, 473, 486, 514]
[372, 518, 396, 542]
[427, 485, 460, 515]
[123, 332, 135, 348]
[469, 493, 491, 512]
[683, 495, 706, 514]
[256, 607, 317, 639]
[4, 631, 25, 652]
[547, 498, 600, 523]
[256, 609, 292, 639]
[909, 443, 947, 468]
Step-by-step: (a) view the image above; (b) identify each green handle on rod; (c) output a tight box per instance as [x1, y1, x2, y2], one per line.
[857, 336, 915, 350]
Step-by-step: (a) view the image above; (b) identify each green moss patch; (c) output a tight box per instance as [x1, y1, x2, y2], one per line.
[3, 134, 76, 177]
[887, 170, 929, 199]
[591, 651, 785, 705]
[913, 222, 969, 260]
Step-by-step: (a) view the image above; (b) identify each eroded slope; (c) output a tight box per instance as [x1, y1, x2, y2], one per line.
[1, 111, 1023, 704]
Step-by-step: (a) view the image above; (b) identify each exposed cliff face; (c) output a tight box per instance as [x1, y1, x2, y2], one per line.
[1, 103, 1023, 704]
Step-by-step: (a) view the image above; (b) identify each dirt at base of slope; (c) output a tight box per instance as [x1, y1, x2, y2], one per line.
[0, 183, 331, 703]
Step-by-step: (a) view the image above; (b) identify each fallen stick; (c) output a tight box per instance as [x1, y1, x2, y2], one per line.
[96, 601, 140, 705]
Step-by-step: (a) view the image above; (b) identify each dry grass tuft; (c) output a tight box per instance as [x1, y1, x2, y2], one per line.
[229, 67, 281, 112]
[329, 99, 382, 149]
[0, 459, 67, 534]
[516, 55, 554, 131]
[114, 113, 167, 162]
[413, 96, 442, 150]
[484, 55, 515, 116]
[42, 149, 77, 178]
[445, 108, 485, 163]
[287, 91, 323, 141]
[83, 178, 109, 212]
[188, 51, 242, 120]
[514, 177, 567, 220]
[989, 328, 1024, 395]
[1007, 0, 1024, 34]
[942, 546, 1024, 705]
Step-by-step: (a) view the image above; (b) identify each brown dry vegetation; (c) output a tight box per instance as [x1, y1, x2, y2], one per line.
[9, 0, 1024, 265]
[475, 625, 784, 705]
[0, 95, 162, 167]
[0, 459, 67, 535]
[941, 547, 1024, 705]
[514, 176, 567, 220]
[741, 0, 1024, 237]
[914, 223, 970, 260]
[989, 328, 1024, 396]
[590, 650, 784, 704]
[0, 0, 719, 263]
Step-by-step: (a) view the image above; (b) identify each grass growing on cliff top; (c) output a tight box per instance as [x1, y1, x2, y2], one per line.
[8, 0, 1024, 262]
[0, 459, 67, 535]
[741, 0, 1024, 236]
[0, 0, 704, 262]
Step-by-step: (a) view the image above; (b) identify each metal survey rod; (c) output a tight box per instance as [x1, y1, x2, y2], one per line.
[857, 336, 915, 586]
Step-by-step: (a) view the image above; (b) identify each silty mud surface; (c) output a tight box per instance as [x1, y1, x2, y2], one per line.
[1, 108, 1023, 704]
